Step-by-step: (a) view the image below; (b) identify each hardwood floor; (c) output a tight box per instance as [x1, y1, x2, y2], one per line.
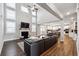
[1, 39, 25, 56]
[1, 35, 77, 56]
[41, 35, 77, 56]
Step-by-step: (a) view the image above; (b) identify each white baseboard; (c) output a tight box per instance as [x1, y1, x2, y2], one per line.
[3, 38, 19, 42]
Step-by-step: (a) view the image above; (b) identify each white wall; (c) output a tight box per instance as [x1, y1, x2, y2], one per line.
[16, 3, 32, 39]
[0, 3, 4, 54]
[4, 3, 32, 41]
[69, 20, 77, 40]
[77, 4, 79, 55]
[60, 20, 64, 41]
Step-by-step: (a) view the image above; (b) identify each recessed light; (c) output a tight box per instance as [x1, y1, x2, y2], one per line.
[66, 12, 70, 15]
[71, 17, 74, 20]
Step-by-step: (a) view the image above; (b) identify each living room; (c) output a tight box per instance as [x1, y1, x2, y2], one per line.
[0, 3, 79, 56]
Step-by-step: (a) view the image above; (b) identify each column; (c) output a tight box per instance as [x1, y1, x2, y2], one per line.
[36, 8, 38, 36]
[60, 20, 64, 42]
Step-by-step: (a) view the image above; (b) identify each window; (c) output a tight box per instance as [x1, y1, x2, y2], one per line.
[32, 24, 36, 32]
[64, 25, 69, 29]
[31, 11, 36, 32]
[6, 9, 16, 20]
[21, 6, 29, 13]
[32, 11, 36, 16]
[0, 4, 2, 16]
[32, 16, 36, 23]
[47, 26, 52, 29]
[53, 26, 59, 30]
[6, 21, 16, 33]
[40, 26, 46, 34]
[40, 26, 45, 32]
[5, 3, 16, 34]
[6, 3, 16, 9]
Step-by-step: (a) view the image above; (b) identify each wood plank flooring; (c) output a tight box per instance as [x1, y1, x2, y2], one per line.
[41, 35, 77, 56]
[1, 35, 77, 56]
[1, 39, 25, 56]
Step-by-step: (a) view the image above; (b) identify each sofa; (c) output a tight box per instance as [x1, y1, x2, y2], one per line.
[24, 35, 58, 56]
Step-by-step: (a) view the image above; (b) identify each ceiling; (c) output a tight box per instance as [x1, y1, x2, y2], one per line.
[22, 3, 60, 24]
[37, 3, 77, 25]
[54, 3, 77, 19]
[36, 4, 60, 24]
[24, 3, 77, 25]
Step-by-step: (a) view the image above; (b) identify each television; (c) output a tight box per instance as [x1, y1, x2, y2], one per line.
[21, 22, 29, 28]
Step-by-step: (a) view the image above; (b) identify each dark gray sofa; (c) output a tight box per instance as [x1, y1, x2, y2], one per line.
[24, 35, 58, 56]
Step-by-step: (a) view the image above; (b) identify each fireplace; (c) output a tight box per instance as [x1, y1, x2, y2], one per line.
[21, 31, 28, 39]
